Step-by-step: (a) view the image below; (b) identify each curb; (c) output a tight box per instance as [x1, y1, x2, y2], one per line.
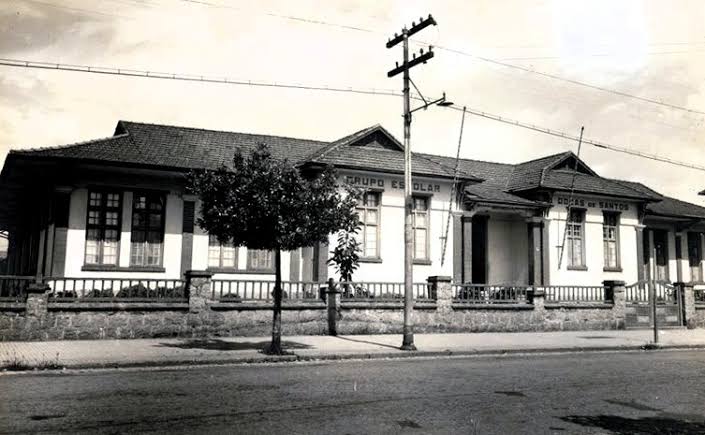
[4, 343, 705, 372]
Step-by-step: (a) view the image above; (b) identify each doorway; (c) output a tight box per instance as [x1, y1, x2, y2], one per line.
[471, 216, 488, 284]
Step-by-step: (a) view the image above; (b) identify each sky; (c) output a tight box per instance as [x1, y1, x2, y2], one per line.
[0, 0, 704, 206]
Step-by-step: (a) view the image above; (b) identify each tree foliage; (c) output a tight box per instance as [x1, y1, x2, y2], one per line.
[187, 143, 359, 354]
[188, 144, 358, 251]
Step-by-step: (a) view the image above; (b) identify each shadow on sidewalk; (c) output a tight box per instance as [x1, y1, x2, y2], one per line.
[156, 339, 313, 352]
[333, 336, 400, 350]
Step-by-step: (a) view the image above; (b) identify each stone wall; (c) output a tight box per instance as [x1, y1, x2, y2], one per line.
[0, 275, 678, 342]
[694, 306, 705, 328]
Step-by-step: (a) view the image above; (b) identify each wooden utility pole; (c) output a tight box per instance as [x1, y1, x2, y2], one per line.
[387, 15, 437, 351]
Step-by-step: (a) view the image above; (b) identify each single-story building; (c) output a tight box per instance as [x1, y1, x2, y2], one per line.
[1, 120, 704, 288]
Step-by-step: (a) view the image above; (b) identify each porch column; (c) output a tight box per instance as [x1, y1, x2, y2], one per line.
[462, 215, 473, 283]
[701, 233, 705, 281]
[541, 218, 551, 285]
[527, 217, 544, 286]
[675, 232, 684, 283]
[648, 228, 656, 281]
[452, 214, 462, 284]
[180, 197, 196, 278]
[49, 189, 72, 277]
[635, 225, 645, 282]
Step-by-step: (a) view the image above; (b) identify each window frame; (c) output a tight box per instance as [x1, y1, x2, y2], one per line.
[246, 249, 275, 272]
[356, 190, 382, 261]
[83, 190, 122, 266]
[129, 191, 167, 268]
[566, 208, 587, 270]
[412, 194, 431, 264]
[207, 235, 238, 270]
[602, 211, 621, 271]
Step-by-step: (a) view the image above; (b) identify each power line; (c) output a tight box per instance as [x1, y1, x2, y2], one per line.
[171, 0, 705, 117]
[0, 58, 400, 97]
[440, 103, 705, 172]
[1, 57, 703, 173]
[421, 43, 705, 117]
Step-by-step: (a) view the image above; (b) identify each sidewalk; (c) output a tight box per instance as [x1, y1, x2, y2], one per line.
[2, 329, 705, 370]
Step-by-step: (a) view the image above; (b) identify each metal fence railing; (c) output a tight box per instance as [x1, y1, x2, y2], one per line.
[45, 278, 187, 302]
[452, 284, 531, 304]
[0, 275, 35, 302]
[211, 280, 327, 301]
[625, 281, 677, 304]
[544, 285, 607, 303]
[337, 282, 432, 301]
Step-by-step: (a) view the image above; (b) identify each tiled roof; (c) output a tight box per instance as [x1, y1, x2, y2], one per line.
[541, 171, 657, 200]
[614, 180, 705, 219]
[10, 121, 330, 170]
[506, 152, 570, 192]
[7, 120, 704, 219]
[420, 153, 540, 206]
[305, 125, 479, 180]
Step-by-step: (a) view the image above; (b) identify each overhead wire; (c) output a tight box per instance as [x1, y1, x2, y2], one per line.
[171, 0, 705, 117]
[1, 57, 704, 173]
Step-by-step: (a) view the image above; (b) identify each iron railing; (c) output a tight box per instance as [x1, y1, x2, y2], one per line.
[544, 285, 608, 303]
[625, 280, 677, 304]
[336, 281, 432, 301]
[452, 284, 531, 304]
[45, 278, 187, 302]
[0, 275, 34, 302]
[211, 280, 327, 301]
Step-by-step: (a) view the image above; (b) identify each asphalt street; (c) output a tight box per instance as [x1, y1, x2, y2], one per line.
[2, 350, 705, 434]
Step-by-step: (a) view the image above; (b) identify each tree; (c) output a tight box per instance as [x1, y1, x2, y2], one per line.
[327, 217, 362, 298]
[188, 144, 359, 354]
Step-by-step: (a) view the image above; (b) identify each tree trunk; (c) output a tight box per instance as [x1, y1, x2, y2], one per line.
[266, 249, 283, 355]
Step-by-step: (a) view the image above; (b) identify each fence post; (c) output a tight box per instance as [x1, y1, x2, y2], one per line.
[681, 282, 696, 329]
[186, 270, 213, 314]
[326, 278, 340, 336]
[25, 282, 51, 317]
[604, 280, 626, 329]
[428, 276, 452, 314]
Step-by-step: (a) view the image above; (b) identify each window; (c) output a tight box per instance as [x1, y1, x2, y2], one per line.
[247, 249, 273, 271]
[84, 191, 121, 265]
[566, 209, 585, 268]
[130, 193, 165, 267]
[356, 192, 380, 258]
[603, 212, 620, 269]
[688, 232, 702, 282]
[412, 196, 429, 260]
[208, 235, 237, 268]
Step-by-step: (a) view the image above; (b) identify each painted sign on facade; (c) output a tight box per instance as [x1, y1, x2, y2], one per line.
[554, 196, 630, 211]
[343, 175, 441, 193]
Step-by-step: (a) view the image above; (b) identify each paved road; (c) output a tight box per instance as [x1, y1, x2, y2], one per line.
[1, 350, 705, 434]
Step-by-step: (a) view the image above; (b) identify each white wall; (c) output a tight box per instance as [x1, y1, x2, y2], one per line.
[326, 170, 457, 283]
[547, 194, 640, 286]
[64, 188, 184, 279]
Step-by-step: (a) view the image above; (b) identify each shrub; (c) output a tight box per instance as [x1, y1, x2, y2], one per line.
[220, 292, 242, 302]
[82, 288, 115, 299]
[51, 290, 77, 299]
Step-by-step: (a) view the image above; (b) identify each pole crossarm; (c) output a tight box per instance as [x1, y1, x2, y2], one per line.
[386, 15, 437, 48]
[387, 50, 434, 77]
